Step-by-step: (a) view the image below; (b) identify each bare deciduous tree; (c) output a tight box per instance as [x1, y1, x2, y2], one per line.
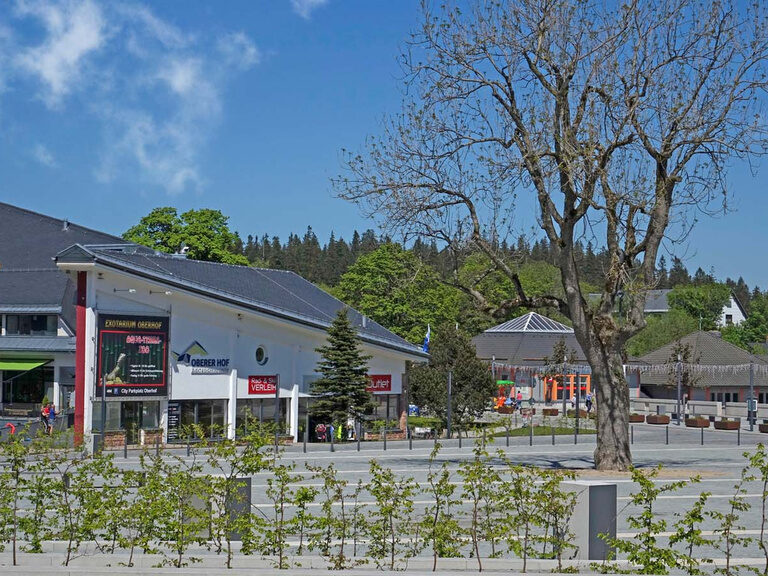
[337, 0, 768, 469]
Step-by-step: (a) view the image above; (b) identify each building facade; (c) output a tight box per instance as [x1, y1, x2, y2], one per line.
[55, 243, 426, 444]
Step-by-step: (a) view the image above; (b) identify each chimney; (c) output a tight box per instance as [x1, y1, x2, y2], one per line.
[362, 316, 367, 328]
[62, 219, 69, 231]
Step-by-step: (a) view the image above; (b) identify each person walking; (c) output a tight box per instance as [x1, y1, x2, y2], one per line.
[585, 393, 593, 414]
[47, 403, 56, 435]
[40, 403, 50, 434]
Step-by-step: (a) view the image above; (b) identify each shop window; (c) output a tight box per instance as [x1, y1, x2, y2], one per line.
[760, 392, 768, 405]
[177, 399, 227, 439]
[2, 366, 53, 404]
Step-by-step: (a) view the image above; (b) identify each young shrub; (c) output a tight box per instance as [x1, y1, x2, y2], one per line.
[261, 461, 295, 569]
[292, 485, 318, 556]
[604, 465, 691, 574]
[458, 440, 500, 571]
[536, 468, 578, 571]
[200, 423, 271, 568]
[419, 443, 463, 572]
[709, 463, 754, 576]
[306, 462, 358, 569]
[364, 459, 420, 570]
[500, 462, 540, 571]
[670, 491, 712, 576]
[152, 451, 211, 568]
[748, 444, 768, 576]
[0, 425, 35, 564]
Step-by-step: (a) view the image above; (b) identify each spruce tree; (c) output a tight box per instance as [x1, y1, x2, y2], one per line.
[310, 308, 375, 425]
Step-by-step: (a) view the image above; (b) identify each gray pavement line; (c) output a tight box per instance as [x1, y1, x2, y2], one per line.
[618, 529, 765, 537]
[619, 493, 764, 501]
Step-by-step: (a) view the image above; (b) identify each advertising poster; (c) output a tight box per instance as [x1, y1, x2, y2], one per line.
[97, 314, 169, 397]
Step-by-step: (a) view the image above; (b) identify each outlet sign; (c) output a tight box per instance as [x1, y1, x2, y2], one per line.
[248, 375, 278, 395]
[366, 374, 392, 393]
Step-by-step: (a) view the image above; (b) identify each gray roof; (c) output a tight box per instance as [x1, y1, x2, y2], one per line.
[643, 289, 671, 313]
[638, 331, 768, 388]
[484, 312, 573, 333]
[55, 244, 427, 359]
[0, 203, 127, 326]
[0, 336, 76, 353]
[474, 312, 585, 366]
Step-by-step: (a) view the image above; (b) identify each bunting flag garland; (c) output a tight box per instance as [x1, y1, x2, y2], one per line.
[487, 361, 768, 378]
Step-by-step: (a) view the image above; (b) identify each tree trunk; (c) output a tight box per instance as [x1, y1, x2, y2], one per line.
[587, 344, 632, 471]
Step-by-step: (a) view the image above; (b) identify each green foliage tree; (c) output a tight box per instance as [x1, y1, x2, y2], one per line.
[722, 292, 768, 352]
[709, 464, 754, 576]
[0, 425, 36, 564]
[625, 310, 699, 357]
[670, 491, 712, 576]
[310, 308, 375, 425]
[408, 324, 495, 429]
[123, 207, 249, 265]
[333, 243, 460, 344]
[458, 442, 499, 572]
[667, 284, 731, 331]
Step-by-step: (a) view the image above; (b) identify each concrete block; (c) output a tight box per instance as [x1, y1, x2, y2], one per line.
[563, 480, 617, 561]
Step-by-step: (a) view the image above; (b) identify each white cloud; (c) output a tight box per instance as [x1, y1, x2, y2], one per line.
[290, 0, 329, 20]
[217, 32, 260, 70]
[6, 2, 260, 195]
[32, 143, 57, 167]
[15, 0, 106, 108]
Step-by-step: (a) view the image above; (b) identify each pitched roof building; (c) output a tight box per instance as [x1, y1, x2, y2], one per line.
[638, 331, 768, 402]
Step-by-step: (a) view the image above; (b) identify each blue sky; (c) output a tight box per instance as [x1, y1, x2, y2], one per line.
[1, 0, 766, 289]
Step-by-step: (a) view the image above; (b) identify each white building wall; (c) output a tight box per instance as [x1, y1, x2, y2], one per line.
[719, 296, 747, 327]
[79, 267, 418, 441]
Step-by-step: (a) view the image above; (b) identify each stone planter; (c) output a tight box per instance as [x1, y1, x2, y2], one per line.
[567, 409, 589, 418]
[104, 430, 126, 449]
[629, 414, 645, 423]
[685, 418, 710, 428]
[759, 424, 768, 434]
[140, 428, 163, 446]
[714, 420, 740, 431]
[542, 408, 559, 417]
[497, 406, 514, 415]
[646, 414, 670, 425]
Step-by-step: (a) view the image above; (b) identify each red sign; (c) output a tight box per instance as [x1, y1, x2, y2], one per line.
[248, 375, 278, 395]
[367, 374, 392, 393]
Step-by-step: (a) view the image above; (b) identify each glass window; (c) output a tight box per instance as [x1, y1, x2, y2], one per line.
[2, 366, 53, 403]
[5, 315, 57, 336]
[141, 401, 159, 429]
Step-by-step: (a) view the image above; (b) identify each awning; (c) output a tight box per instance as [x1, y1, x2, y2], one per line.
[0, 360, 48, 372]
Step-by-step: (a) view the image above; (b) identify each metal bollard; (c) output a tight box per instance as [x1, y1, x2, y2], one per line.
[458, 433, 462, 449]
[552, 426, 555, 446]
[357, 423, 361, 452]
[631, 425, 634, 445]
[574, 426, 578, 445]
[434, 429, 438, 447]
[409, 427, 413, 450]
[383, 427, 387, 451]
[155, 435, 160, 457]
[529, 422, 534, 446]
[330, 430, 335, 452]
[701, 427, 704, 446]
[665, 426, 669, 445]
[738, 427, 741, 446]
[507, 427, 510, 447]
[124, 434, 128, 459]
[186, 438, 191, 457]
[483, 427, 487, 446]
[303, 426, 308, 453]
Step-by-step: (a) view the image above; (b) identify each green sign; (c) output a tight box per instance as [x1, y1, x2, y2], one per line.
[496, 380, 515, 385]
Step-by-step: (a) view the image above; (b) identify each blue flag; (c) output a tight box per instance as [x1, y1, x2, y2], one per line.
[422, 324, 431, 353]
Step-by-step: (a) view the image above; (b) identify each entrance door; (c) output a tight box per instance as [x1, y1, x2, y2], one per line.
[121, 402, 142, 444]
